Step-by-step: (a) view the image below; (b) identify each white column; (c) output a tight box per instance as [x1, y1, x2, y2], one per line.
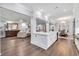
[46, 21, 49, 32]
[31, 15, 36, 33]
[73, 4, 77, 41]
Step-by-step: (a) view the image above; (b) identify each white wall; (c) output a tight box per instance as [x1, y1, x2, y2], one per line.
[75, 7, 79, 34]
[68, 22, 73, 38]
[0, 22, 5, 38]
[75, 20, 79, 34]
[0, 22, 4, 27]
[31, 16, 36, 33]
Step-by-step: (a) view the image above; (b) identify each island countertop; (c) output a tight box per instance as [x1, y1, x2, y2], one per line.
[32, 31, 57, 35]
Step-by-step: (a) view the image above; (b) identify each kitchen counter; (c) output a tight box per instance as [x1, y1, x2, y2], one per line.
[31, 31, 57, 50]
[33, 32, 50, 35]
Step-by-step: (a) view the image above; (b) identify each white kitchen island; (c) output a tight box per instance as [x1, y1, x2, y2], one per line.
[31, 32, 57, 50]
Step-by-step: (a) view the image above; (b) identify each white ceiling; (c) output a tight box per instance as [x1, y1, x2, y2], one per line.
[21, 3, 74, 19]
[21, 3, 79, 26]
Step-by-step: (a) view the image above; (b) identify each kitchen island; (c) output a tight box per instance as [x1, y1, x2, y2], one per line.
[31, 31, 57, 50]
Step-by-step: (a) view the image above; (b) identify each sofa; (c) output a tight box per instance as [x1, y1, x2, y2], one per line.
[17, 28, 30, 38]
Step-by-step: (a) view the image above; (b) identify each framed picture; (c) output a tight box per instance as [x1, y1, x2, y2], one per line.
[7, 23, 18, 30]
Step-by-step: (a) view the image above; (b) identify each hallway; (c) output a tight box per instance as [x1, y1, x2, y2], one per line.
[1, 37, 79, 56]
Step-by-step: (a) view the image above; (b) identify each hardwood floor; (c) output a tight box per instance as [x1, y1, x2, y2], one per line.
[1, 37, 79, 56]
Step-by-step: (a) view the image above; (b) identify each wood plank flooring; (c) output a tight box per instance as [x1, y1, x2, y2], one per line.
[1, 37, 79, 56]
